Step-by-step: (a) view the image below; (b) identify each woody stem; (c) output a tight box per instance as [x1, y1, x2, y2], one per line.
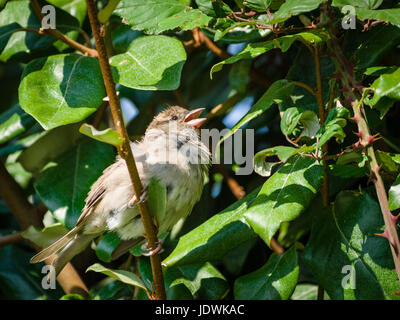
[85, 0, 166, 300]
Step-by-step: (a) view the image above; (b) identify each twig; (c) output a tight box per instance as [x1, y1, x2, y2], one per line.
[85, 0, 166, 300]
[0, 232, 23, 247]
[173, 89, 187, 108]
[317, 285, 324, 300]
[313, 47, 330, 208]
[293, 81, 317, 97]
[206, 93, 242, 122]
[0, 161, 89, 298]
[30, 0, 98, 57]
[92, 101, 108, 129]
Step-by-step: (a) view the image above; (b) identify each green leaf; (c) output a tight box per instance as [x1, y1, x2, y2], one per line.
[280, 107, 320, 138]
[234, 246, 299, 300]
[147, 178, 167, 226]
[332, 0, 382, 9]
[110, 35, 187, 91]
[0, 106, 35, 144]
[21, 223, 69, 249]
[290, 283, 330, 300]
[355, 8, 400, 26]
[328, 164, 368, 178]
[163, 187, 260, 267]
[115, 0, 212, 34]
[243, 0, 284, 12]
[195, 0, 232, 17]
[354, 25, 400, 70]
[87, 263, 146, 290]
[0, 244, 64, 299]
[59, 293, 84, 300]
[95, 232, 122, 263]
[19, 54, 105, 130]
[216, 80, 295, 157]
[268, 0, 325, 24]
[317, 118, 347, 147]
[18, 123, 82, 175]
[254, 145, 314, 177]
[388, 174, 400, 211]
[169, 262, 229, 299]
[34, 139, 115, 228]
[303, 191, 400, 300]
[229, 60, 252, 94]
[0, 0, 80, 62]
[79, 124, 124, 148]
[369, 67, 400, 107]
[244, 155, 323, 246]
[210, 31, 328, 76]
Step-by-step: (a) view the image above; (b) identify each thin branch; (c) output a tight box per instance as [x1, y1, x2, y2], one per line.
[0, 232, 23, 247]
[0, 161, 89, 298]
[293, 81, 317, 97]
[206, 93, 242, 122]
[30, 0, 98, 57]
[312, 47, 330, 208]
[85, 0, 166, 300]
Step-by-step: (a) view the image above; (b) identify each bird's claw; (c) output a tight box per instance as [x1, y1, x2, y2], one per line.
[141, 239, 164, 256]
[127, 189, 148, 208]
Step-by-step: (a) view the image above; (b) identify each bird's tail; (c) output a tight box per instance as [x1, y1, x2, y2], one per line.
[30, 226, 97, 275]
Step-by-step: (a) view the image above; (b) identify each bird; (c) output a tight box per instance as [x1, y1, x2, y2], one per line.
[30, 106, 210, 276]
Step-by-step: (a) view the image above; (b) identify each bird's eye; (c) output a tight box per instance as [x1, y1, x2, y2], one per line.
[171, 115, 178, 121]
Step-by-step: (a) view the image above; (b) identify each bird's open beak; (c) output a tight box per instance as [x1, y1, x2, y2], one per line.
[184, 108, 207, 128]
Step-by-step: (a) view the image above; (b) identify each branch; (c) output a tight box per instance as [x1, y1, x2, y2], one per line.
[30, 0, 98, 57]
[293, 81, 317, 97]
[0, 232, 23, 247]
[0, 161, 89, 298]
[313, 47, 330, 208]
[206, 93, 242, 122]
[85, 0, 166, 300]
[327, 30, 400, 282]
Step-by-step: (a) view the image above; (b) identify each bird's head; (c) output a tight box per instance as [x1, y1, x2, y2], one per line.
[146, 106, 207, 136]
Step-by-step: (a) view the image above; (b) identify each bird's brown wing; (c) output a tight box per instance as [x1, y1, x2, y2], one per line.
[75, 161, 121, 226]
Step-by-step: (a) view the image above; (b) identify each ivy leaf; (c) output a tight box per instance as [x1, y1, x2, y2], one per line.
[110, 36, 187, 91]
[244, 155, 323, 246]
[79, 124, 124, 148]
[163, 188, 260, 267]
[234, 246, 299, 300]
[87, 263, 146, 290]
[34, 139, 115, 228]
[19, 54, 105, 130]
[303, 191, 400, 300]
[114, 0, 212, 34]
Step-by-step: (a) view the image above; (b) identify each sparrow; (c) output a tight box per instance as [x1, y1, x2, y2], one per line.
[30, 106, 210, 276]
